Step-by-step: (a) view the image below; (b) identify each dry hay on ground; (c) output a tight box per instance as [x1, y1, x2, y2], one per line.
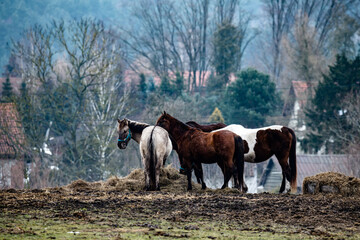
[64, 165, 203, 193]
[303, 172, 360, 196]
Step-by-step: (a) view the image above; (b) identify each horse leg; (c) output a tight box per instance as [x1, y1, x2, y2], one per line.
[194, 162, 206, 190]
[186, 168, 192, 190]
[142, 155, 151, 191]
[232, 164, 239, 188]
[182, 160, 193, 191]
[275, 153, 291, 193]
[144, 170, 150, 191]
[237, 159, 247, 193]
[155, 166, 161, 191]
[279, 172, 286, 193]
[221, 163, 232, 189]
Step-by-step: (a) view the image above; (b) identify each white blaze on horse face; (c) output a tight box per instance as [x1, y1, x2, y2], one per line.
[213, 124, 283, 163]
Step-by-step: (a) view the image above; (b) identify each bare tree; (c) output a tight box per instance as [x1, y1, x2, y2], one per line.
[282, 0, 358, 99]
[12, 18, 131, 186]
[330, 92, 360, 176]
[262, 0, 297, 86]
[119, 0, 179, 78]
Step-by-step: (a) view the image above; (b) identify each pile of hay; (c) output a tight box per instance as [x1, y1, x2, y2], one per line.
[303, 172, 360, 196]
[65, 165, 202, 193]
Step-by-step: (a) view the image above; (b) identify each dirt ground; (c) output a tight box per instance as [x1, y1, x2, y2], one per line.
[1, 167, 360, 239]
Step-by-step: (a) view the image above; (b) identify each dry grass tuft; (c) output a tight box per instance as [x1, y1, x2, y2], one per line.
[303, 172, 360, 196]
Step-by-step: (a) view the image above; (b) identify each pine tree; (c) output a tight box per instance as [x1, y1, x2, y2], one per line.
[303, 54, 360, 153]
[208, 107, 225, 123]
[160, 76, 174, 96]
[174, 72, 184, 97]
[138, 73, 147, 104]
[222, 68, 282, 127]
[212, 21, 240, 88]
[1, 76, 14, 102]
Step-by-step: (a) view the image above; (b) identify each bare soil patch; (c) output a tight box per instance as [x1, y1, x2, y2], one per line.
[1, 167, 360, 239]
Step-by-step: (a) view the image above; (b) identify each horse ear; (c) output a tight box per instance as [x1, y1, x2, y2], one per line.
[124, 118, 129, 124]
[163, 111, 167, 115]
[117, 118, 121, 123]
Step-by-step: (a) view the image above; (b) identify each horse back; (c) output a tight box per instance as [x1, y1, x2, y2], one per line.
[140, 126, 172, 158]
[186, 121, 227, 132]
[180, 130, 236, 163]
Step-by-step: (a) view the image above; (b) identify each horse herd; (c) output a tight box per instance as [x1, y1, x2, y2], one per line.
[117, 111, 297, 194]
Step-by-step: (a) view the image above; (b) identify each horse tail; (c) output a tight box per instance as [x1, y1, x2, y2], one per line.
[234, 134, 246, 192]
[288, 127, 297, 193]
[148, 126, 157, 190]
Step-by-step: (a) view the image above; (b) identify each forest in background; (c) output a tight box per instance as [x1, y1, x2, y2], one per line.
[0, 0, 360, 188]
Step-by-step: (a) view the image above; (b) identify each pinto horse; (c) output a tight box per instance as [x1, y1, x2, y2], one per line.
[117, 119, 172, 191]
[187, 121, 297, 193]
[156, 112, 247, 191]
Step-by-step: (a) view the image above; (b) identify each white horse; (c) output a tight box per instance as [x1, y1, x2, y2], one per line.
[117, 118, 172, 191]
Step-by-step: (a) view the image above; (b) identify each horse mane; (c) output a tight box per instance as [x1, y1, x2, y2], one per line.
[128, 120, 150, 133]
[186, 121, 227, 132]
[167, 114, 191, 132]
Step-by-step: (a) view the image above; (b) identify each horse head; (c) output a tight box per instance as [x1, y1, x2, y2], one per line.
[156, 111, 172, 131]
[117, 118, 132, 149]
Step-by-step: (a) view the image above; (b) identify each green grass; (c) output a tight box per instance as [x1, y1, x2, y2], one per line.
[1, 207, 359, 240]
[0, 212, 322, 240]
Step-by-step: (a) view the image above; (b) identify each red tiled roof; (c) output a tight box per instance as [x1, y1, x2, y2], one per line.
[0, 103, 25, 158]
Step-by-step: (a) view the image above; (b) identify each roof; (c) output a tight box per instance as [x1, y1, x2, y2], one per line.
[264, 154, 354, 189]
[0, 103, 25, 158]
[296, 154, 353, 187]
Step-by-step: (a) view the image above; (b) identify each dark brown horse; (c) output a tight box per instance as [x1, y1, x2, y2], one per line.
[156, 112, 247, 191]
[187, 121, 297, 193]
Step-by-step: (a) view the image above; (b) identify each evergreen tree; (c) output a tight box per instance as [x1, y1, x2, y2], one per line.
[303, 54, 360, 153]
[208, 107, 225, 123]
[138, 73, 147, 104]
[1, 76, 14, 102]
[222, 68, 282, 127]
[159, 76, 174, 96]
[212, 21, 240, 88]
[174, 72, 184, 97]
[147, 77, 156, 92]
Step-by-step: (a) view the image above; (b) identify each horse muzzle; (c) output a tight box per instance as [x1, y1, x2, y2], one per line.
[117, 142, 127, 149]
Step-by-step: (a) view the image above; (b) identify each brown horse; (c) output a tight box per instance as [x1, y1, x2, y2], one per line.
[156, 112, 247, 191]
[187, 121, 297, 193]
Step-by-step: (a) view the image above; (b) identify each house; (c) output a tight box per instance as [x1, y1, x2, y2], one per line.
[0, 102, 25, 189]
[282, 81, 309, 153]
[258, 154, 354, 193]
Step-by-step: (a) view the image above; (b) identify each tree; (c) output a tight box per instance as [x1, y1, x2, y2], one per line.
[212, 21, 239, 88]
[12, 18, 129, 186]
[302, 54, 360, 153]
[138, 73, 147, 105]
[222, 68, 282, 127]
[1, 76, 14, 102]
[174, 72, 184, 97]
[208, 107, 225, 123]
[262, 0, 297, 86]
